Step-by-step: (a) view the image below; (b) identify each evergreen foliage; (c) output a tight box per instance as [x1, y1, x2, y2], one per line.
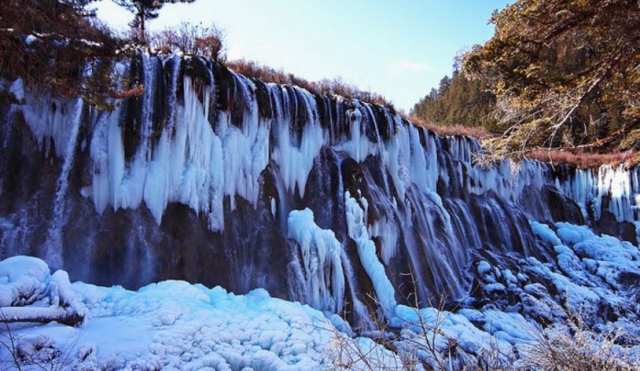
[462, 0, 640, 157]
[112, 0, 196, 43]
[0, 0, 122, 108]
[411, 65, 498, 133]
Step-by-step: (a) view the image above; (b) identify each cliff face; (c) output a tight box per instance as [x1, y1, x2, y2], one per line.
[1, 53, 638, 325]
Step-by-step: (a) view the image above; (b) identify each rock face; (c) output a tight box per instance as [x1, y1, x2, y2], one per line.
[1, 53, 638, 325]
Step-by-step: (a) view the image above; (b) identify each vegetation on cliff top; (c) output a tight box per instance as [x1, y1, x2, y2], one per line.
[413, 0, 640, 168]
[0, 0, 124, 108]
[4, 0, 640, 168]
[0, 0, 395, 112]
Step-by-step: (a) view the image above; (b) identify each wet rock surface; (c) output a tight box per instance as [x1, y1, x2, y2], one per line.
[1, 53, 639, 326]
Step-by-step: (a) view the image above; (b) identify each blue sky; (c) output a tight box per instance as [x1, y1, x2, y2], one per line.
[94, 0, 511, 111]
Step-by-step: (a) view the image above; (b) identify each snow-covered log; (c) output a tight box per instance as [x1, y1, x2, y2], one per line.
[0, 306, 83, 326]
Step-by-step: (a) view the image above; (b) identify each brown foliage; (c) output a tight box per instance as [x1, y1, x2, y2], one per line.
[149, 22, 226, 62]
[526, 149, 636, 169]
[225, 59, 395, 110]
[464, 0, 640, 152]
[110, 84, 145, 99]
[409, 116, 492, 139]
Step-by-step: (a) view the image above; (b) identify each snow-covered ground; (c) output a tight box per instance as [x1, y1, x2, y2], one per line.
[0, 256, 403, 370]
[0, 221, 639, 370]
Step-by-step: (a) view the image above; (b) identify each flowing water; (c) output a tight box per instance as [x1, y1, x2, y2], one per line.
[0, 53, 638, 324]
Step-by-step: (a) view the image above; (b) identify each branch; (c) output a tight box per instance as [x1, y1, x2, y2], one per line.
[551, 49, 624, 131]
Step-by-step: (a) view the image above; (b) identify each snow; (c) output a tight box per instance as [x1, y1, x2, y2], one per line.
[24, 35, 38, 45]
[50, 270, 87, 317]
[7, 279, 335, 369]
[0, 306, 69, 322]
[470, 220, 640, 344]
[573, 235, 640, 288]
[477, 260, 493, 275]
[530, 221, 562, 245]
[0, 258, 407, 370]
[556, 222, 596, 245]
[548, 222, 640, 289]
[481, 310, 537, 344]
[0, 256, 50, 307]
[3, 221, 640, 370]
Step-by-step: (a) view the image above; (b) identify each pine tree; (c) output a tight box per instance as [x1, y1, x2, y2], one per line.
[112, 0, 197, 43]
[411, 70, 496, 131]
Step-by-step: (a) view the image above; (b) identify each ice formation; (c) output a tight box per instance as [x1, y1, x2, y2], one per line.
[3, 218, 639, 370]
[1, 52, 640, 331]
[287, 208, 344, 313]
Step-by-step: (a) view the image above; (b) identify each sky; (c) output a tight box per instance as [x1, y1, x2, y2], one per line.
[94, 0, 511, 112]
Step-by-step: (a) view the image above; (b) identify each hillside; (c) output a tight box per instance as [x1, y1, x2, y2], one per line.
[413, 0, 640, 167]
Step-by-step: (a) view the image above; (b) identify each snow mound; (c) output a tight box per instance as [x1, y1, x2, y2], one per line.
[0, 255, 87, 326]
[0, 257, 396, 370]
[3, 220, 640, 370]
[0, 256, 50, 307]
[477, 221, 640, 331]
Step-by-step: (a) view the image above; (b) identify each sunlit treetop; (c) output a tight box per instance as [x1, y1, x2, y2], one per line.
[464, 0, 640, 157]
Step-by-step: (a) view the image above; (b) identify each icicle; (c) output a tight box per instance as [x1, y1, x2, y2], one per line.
[287, 208, 345, 313]
[344, 190, 397, 315]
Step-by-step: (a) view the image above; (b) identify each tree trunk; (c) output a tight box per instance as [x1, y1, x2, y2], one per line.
[140, 15, 145, 44]
[135, 9, 145, 44]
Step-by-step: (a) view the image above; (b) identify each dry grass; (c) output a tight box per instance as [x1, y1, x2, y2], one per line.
[520, 313, 640, 371]
[225, 59, 396, 110]
[526, 149, 636, 169]
[109, 84, 145, 100]
[409, 116, 492, 139]
[327, 308, 640, 371]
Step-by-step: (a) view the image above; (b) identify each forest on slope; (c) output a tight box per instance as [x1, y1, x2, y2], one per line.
[412, 0, 640, 167]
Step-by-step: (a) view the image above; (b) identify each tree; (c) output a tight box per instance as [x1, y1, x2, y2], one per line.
[150, 22, 226, 61]
[113, 0, 196, 44]
[411, 70, 497, 131]
[0, 0, 120, 106]
[463, 0, 640, 156]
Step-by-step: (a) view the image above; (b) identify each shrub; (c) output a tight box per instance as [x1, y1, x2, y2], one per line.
[520, 313, 640, 371]
[526, 150, 636, 169]
[409, 115, 492, 139]
[149, 22, 226, 62]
